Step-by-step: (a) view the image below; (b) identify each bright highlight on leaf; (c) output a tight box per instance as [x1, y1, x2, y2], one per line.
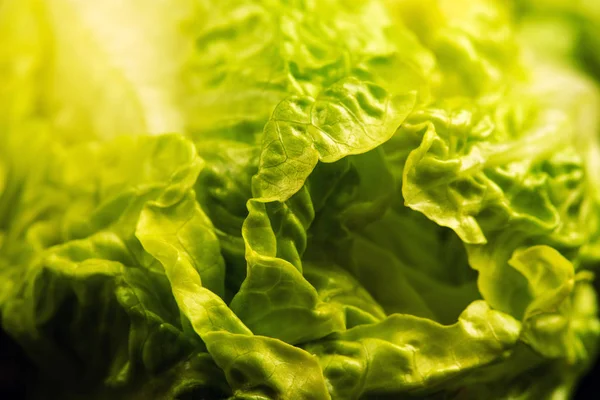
[1, 0, 600, 399]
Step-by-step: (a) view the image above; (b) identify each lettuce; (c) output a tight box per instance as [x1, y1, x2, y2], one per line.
[1, 0, 600, 399]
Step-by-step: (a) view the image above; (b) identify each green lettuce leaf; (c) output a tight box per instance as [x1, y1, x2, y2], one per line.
[402, 64, 600, 317]
[305, 300, 521, 399]
[1, 135, 234, 398]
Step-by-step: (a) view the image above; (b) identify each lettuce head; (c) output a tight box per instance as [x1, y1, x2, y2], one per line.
[1, 0, 600, 399]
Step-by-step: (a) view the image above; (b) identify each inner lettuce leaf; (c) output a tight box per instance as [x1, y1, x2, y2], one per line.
[1, 0, 600, 399]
